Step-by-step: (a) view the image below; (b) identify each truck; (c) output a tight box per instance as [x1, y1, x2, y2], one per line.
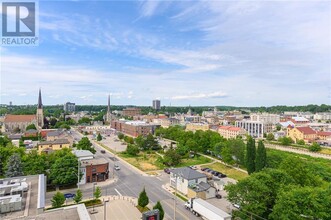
[185, 198, 231, 220]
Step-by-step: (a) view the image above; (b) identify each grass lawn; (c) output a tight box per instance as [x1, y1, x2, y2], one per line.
[175, 155, 212, 167]
[136, 205, 150, 213]
[320, 148, 331, 155]
[201, 162, 248, 181]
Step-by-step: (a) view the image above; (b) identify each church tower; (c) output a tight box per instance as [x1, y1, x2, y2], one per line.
[36, 88, 44, 128]
[105, 94, 112, 124]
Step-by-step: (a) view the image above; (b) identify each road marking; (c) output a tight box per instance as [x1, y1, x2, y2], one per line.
[114, 188, 122, 196]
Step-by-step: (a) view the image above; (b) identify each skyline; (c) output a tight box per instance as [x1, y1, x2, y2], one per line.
[1, 1, 330, 106]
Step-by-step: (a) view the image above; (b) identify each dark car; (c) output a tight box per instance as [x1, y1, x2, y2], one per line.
[215, 194, 222, 199]
[64, 193, 75, 199]
[206, 169, 213, 173]
[101, 150, 106, 154]
[211, 171, 217, 175]
[218, 173, 227, 178]
[164, 168, 171, 174]
[201, 167, 208, 171]
[213, 171, 220, 176]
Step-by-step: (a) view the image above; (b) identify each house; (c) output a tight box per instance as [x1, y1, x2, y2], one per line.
[24, 129, 38, 138]
[290, 116, 310, 125]
[317, 131, 331, 140]
[218, 126, 247, 139]
[187, 182, 216, 199]
[170, 167, 207, 195]
[287, 126, 317, 143]
[185, 123, 210, 132]
[37, 139, 71, 154]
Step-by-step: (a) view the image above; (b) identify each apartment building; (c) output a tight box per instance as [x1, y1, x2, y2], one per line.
[111, 120, 159, 137]
[122, 108, 141, 117]
[218, 126, 247, 139]
[250, 113, 280, 124]
[287, 126, 317, 143]
[235, 121, 273, 138]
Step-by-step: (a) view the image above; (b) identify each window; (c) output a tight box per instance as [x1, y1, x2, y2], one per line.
[92, 168, 96, 173]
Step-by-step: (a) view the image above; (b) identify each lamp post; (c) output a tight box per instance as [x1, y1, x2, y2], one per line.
[173, 173, 177, 220]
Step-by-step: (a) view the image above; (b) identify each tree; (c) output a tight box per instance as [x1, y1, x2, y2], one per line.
[78, 117, 91, 125]
[266, 133, 274, 141]
[185, 139, 200, 153]
[117, 132, 124, 140]
[227, 139, 245, 165]
[73, 189, 83, 204]
[76, 137, 96, 154]
[97, 133, 102, 141]
[138, 188, 149, 208]
[145, 134, 159, 150]
[51, 192, 65, 208]
[94, 186, 102, 200]
[309, 142, 321, 152]
[26, 124, 37, 130]
[221, 146, 234, 164]
[153, 201, 164, 220]
[276, 125, 281, 131]
[13, 127, 21, 133]
[5, 153, 23, 177]
[126, 144, 139, 156]
[163, 148, 181, 166]
[256, 141, 267, 172]
[49, 153, 80, 186]
[296, 139, 305, 145]
[279, 137, 293, 146]
[246, 136, 256, 174]
[22, 150, 47, 175]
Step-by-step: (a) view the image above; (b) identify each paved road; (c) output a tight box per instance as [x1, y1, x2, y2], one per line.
[46, 129, 199, 220]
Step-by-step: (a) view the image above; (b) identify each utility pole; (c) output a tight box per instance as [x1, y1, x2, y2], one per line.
[173, 173, 177, 220]
[77, 160, 80, 189]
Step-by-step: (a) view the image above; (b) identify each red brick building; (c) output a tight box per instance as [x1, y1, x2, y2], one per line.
[81, 158, 109, 183]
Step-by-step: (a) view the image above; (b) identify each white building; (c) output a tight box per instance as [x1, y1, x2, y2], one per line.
[250, 113, 280, 124]
[314, 112, 331, 121]
[170, 167, 207, 195]
[235, 121, 273, 138]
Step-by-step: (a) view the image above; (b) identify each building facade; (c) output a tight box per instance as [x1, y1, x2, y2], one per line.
[218, 126, 247, 139]
[250, 113, 280, 124]
[235, 121, 273, 138]
[3, 115, 37, 133]
[152, 100, 161, 110]
[122, 108, 141, 117]
[80, 158, 109, 183]
[64, 102, 76, 112]
[37, 139, 71, 154]
[287, 126, 317, 143]
[111, 120, 159, 137]
[185, 123, 210, 132]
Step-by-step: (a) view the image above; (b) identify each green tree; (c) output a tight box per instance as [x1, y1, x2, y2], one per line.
[73, 189, 83, 204]
[94, 186, 102, 200]
[227, 139, 245, 165]
[145, 134, 159, 150]
[309, 142, 321, 152]
[76, 137, 96, 154]
[5, 153, 23, 177]
[163, 149, 181, 166]
[153, 201, 164, 220]
[296, 139, 305, 145]
[138, 188, 149, 208]
[266, 133, 274, 141]
[185, 139, 200, 153]
[49, 153, 80, 186]
[117, 132, 124, 140]
[78, 117, 91, 125]
[276, 125, 281, 131]
[126, 144, 139, 156]
[51, 192, 65, 208]
[246, 136, 256, 174]
[97, 133, 102, 141]
[256, 141, 267, 172]
[270, 186, 331, 220]
[221, 146, 234, 164]
[279, 137, 293, 146]
[26, 124, 37, 130]
[22, 150, 47, 175]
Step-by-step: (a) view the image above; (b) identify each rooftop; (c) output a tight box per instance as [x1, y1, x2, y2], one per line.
[296, 127, 316, 135]
[80, 158, 108, 167]
[171, 167, 206, 180]
[38, 139, 70, 145]
[4, 114, 36, 123]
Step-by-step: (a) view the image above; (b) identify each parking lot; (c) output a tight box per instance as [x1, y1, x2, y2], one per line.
[97, 134, 127, 152]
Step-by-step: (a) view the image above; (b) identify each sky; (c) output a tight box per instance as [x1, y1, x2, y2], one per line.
[0, 0, 330, 106]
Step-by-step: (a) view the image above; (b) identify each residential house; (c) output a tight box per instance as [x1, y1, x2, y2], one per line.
[37, 139, 70, 154]
[218, 126, 247, 139]
[287, 126, 317, 143]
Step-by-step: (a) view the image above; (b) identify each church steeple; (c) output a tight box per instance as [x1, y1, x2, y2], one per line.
[36, 88, 44, 128]
[38, 88, 43, 109]
[105, 94, 112, 124]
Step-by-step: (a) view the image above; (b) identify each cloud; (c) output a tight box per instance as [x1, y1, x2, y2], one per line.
[171, 91, 228, 100]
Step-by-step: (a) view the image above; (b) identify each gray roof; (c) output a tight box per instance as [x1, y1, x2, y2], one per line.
[189, 182, 211, 192]
[38, 139, 70, 145]
[47, 130, 62, 137]
[72, 150, 94, 158]
[171, 167, 206, 180]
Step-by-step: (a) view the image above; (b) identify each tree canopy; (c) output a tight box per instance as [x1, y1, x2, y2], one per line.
[76, 137, 96, 154]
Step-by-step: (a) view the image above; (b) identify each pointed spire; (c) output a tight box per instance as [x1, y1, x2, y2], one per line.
[38, 88, 42, 109]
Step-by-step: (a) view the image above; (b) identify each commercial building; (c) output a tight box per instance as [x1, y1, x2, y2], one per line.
[64, 102, 76, 112]
[218, 126, 247, 139]
[37, 139, 71, 154]
[80, 158, 109, 184]
[111, 120, 159, 137]
[314, 112, 331, 121]
[170, 167, 207, 196]
[235, 121, 273, 138]
[152, 100, 161, 110]
[287, 126, 317, 143]
[122, 108, 141, 117]
[250, 113, 280, 124]
[186, 123, 210, 132]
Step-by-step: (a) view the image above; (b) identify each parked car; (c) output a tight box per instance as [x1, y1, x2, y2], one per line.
[100, 150, 106, 154]
[213, 171, 220, 176]
[189, 166, 198, 170]
[215, 194, 222, 199]
[201, 167, 208, 171]
[164, 168, 171, 174]
[217, 173, 227, 178]
[206, 169, 213, 173]
[64, 193, 75, 199]
[114, 165, 120, 170]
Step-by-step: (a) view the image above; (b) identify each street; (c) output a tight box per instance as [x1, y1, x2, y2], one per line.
[46, 129, 200, 220]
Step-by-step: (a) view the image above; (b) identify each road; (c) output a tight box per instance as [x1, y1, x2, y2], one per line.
[46, 129, 200, 220]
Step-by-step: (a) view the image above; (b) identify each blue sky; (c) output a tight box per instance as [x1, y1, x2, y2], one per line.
[1, 0, 330, 106]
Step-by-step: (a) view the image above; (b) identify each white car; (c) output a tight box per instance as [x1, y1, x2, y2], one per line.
[114, 165, 120, 170]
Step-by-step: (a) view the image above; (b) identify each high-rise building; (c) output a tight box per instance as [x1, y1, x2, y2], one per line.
[36, 89, 44, 128]
[64, 102, 76, 112]
[105, 94, 112, 123]
[152, 100, 161, 110]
